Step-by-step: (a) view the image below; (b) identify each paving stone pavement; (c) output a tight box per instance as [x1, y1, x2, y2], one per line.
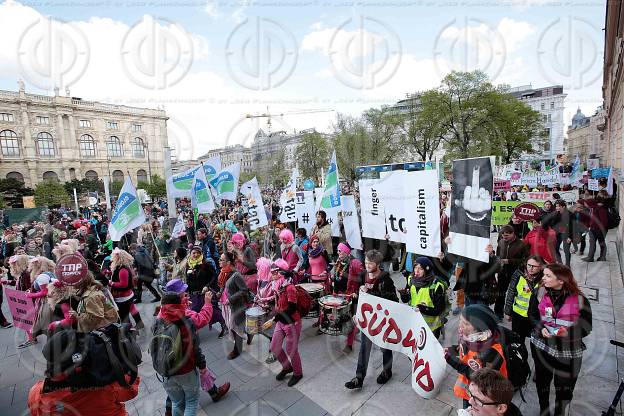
[1, 232, 623, 415]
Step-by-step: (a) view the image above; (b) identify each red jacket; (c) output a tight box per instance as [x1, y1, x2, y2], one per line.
[28, 376, 140, 416]
[581, 199, 608, 232]
[524, 227, 557, 264]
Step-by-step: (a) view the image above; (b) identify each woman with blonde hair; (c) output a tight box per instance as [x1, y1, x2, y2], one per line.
[27, 256, 57, 342]
[109, 248, 136, 324]
[8, 254, 31, 291]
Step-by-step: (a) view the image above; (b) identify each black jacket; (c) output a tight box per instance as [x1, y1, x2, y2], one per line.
[186, 261, 217, 293]
[366, 271, 398, 302]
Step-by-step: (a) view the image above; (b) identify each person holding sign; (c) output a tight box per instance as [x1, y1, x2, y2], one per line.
[400, 257, 448, 338]
[445, 305, 508, 409]
[345, 250, 398, 390]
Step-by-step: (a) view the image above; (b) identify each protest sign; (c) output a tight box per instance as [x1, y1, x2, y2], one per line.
[491, 201, 545, 225]
[355, 292, 446, 398]
[341, 195, 363, 250]
[279, 169, 299, 223]
[494, 180, 511, 192]
[5, 287, 35, 332]
[516, 190, 578, 204]
[358, 179, 387, 240]
[56, 254, 89, 286]
[588, 178, 599, 191]
[514, 202, 541, 221]
[521, 171, 539, 188]
[295, 191, 315, 235]
[448, 157, 493, 262]
[240, 177, 268, 231]
[539, 170, 561, 186]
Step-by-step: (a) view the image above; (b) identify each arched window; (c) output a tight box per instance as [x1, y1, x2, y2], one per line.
[137, 169, 148, 183]
[132, 137, 145, 158]
[79, 134, 96, 157]
[36, 132, 55, 156]
[0, 130, 19, 156]
[107, 136, 123, 158]
[6, 171, 24, 183]
[42, 171, 59, 182]
[112, 170, 124, 182]
[84, 170, 98, 181]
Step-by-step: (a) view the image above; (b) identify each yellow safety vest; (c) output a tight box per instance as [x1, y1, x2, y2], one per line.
[512, 275, 537, 318]
[408, 276, 446, 331]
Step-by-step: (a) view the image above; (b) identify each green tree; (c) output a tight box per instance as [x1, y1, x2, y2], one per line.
[110, 180, 123, 196]
[266, 149, 289, 188]
[239, 171, 257, 185]
[332, 111, 398, 184]
[398, 94, 444, 161]
[295, 131, 330, 183]
[34, 181, 70, 207]
[146, 175, 167, 200]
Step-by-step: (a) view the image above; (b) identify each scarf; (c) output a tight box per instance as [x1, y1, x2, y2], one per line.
[187, 254, 203, 270]
[308, 244, 324, 258]
[218, 264, 234, 289]
[335, 256, 349, 278]
[412, 272, 434, 289]
[461, 330, 496, 353]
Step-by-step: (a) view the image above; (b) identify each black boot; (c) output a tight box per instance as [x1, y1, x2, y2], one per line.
[132, 312, 145, 330]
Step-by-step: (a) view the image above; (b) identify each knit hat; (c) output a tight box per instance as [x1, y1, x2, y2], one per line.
[337, 243, 351, 255]
[161, 292, 183, 305]
[414, 257, 433, 272]
[462, 304, 499, 333]
[165, 279, 188, 294]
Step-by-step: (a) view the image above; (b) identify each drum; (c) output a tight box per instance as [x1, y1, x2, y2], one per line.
[297, 283, 325, 318]
[245, 306, 268, 335]
[318, 295, 353, 336]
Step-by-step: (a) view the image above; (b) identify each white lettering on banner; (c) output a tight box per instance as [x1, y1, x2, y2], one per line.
[588, 178, 599, 191]
[380, 170, 410, 244]
[538, 171, 561, 186]
[341, 195, 363, 250]
[405, 170, 441, 257]
[240, 177, 268, 231]
[358, 179, 387, 240]
[355, 292, 446, 398]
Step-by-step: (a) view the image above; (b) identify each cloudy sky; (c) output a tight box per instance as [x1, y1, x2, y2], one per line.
[0, 0, 606, 160]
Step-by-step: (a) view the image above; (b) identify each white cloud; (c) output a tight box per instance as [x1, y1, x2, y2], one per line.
[301, 26, 388, 59]
[204, 0, 220, 18]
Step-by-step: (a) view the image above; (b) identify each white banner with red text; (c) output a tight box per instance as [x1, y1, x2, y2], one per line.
[355, 292, 446, 399]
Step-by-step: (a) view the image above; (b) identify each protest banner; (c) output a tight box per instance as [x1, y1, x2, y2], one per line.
[355, 292, 446, 398]
[5, 287, 35, 332]
[341, 195, 363, 250]
[588, 178, 599, 191]
[167, 166, 200, 198]
[539, 170, 561, 186]
[587, 158, 600, 170]
[210, 163, 240, 202]
[295, 191, 315, 235]
[521, 171, 539, 188]
[491, 201, 545, 225]
[358, 179, 387, 240]
[448, 157, 493, 262]
[515, 189, 578, 204]
[279, 169, 299, 223]
[494, 180, 511, 192]
[109, 177, 147, 241]
[240, 177, 268, 231]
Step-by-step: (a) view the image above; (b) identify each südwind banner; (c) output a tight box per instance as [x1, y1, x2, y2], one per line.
[355, 292, 446, 398]
[448, 157, 494, 262]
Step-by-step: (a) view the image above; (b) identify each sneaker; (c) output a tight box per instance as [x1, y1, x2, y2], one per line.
[376, 370, 392, 384]
[581, 257, 594, 262]
[276, 367, 293, 381]
[288, 374, 303, 387]
[1, 322, 13, 329]
[345, 377, 363, 389]
[17, 339, 36, 349]
[342, 345, 353, 354]
[265, 353, 276, 364]
[452, 306, 462, 315]
[211, 382, 230, 402]
[227, 349, 240, 360]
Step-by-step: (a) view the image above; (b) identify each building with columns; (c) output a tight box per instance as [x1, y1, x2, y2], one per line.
[0, 84, 168, 188]
[566, 107, 606, 164]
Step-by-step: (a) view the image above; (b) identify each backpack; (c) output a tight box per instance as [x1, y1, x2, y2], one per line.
[43, 323, 141, 388]
[498, 326, 531, 393]
[607, 207, 621, 230]
[294, 285, 313, 317]
[149, 318, 190, 378]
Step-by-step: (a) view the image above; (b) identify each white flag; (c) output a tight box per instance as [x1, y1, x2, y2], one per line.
[172, 214, 186, 238]
[167, 166, 200, 198]
[210, 163, 240, 202]
[341, 195, 363, 250]
[202, 156, 221, 183]
[191, 166, 215, 215]
[109, 178, 147, 241]
[295, 191, 315, 235]
[240, 177, 268, 230]
[279, 168, 299, 223]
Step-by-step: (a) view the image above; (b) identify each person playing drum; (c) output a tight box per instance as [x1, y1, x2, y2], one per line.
[328, 242, 363, 352]
[306, 235, 331, 292]
[401, 256, 448, 339]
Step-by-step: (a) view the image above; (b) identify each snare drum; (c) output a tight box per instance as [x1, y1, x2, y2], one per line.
[297, 283, 325, 318]
[318, 295, 353, 336]
[245, 306, 268, 335]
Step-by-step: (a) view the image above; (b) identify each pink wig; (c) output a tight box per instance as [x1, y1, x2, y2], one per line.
[279, 229, 294, 244]
[230, 232, 246, 249]
[256, 257, 272, 282]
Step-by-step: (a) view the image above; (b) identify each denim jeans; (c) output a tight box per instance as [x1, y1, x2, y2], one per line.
[163, 369, 200, 416]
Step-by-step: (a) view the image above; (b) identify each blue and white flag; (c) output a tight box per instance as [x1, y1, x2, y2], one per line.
[192, 165, 215, 215]
[320, 151, 341, 210]
[210, 163, 240, 202]
[202, 156, 221, 183]
[167, 166, 200, 198]
[109, 178, 147, 241]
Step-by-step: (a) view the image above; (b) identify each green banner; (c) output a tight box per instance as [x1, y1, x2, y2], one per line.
[491, 201, 544, 225]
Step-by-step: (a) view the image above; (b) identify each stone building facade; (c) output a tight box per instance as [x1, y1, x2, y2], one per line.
[0, 84, 168, 188]
[567, 107, 606, 163]
[198, 144, 253, 173]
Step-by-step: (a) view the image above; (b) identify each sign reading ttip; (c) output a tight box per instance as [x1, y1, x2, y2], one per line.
[355, 292, 446, 398]
[513, 202, 541, 221]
